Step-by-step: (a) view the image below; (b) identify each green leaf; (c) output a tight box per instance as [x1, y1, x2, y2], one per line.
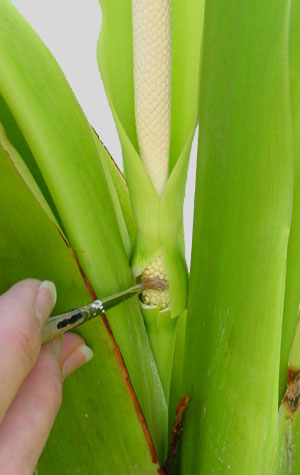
[0, 93, 59, 222]
[180, 1, 293, 473]
[279, 0, 300, 400]
[0, 1, 167, 460]
[169, 0, 204, 172]
[0, 128, 160, 473]
[0, 122, 57, 225]
[0, 1, 127, 291]
[90, 127, 132, 258]
[94, 131, 137, 248]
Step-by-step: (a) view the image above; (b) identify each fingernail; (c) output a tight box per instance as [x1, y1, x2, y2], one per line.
[48, 336, 63, 363]
[35, 280, 57, 327]
[62, 344, 93, 379]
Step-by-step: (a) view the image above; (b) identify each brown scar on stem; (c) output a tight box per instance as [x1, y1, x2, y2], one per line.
[56, 227, 162, 470]
[284, 369, 300, 412]
[163, 395, 189, 474]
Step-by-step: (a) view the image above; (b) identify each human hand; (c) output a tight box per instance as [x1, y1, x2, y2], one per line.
[0, 279, 93, 474]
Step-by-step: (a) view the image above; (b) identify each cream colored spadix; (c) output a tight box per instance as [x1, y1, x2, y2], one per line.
[132, 0, 171, 197]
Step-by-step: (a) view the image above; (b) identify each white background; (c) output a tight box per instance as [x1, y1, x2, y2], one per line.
[11, 0, 198, 266]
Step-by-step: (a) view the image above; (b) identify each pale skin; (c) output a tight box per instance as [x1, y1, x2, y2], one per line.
[0, 279, 93, 474]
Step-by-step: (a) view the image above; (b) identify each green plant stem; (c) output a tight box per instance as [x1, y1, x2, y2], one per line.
[180, 1, 293, 473]
[279, 0, 300, 400]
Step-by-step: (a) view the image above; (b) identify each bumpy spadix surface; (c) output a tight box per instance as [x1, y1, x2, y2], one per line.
[142, 255, 170, 309]
[132, 0, 171, 197]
